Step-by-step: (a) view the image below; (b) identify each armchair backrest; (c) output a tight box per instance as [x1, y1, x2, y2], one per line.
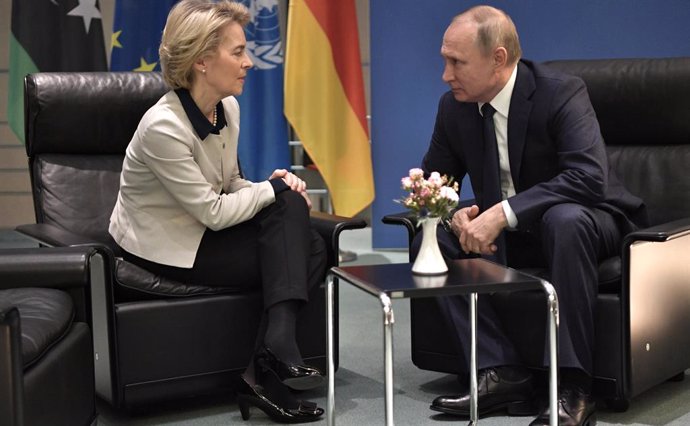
[544, 58, 690, 227]
[24, 72, 169, 251]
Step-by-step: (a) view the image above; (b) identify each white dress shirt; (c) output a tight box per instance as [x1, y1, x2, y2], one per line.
[478, 65, 519, 228]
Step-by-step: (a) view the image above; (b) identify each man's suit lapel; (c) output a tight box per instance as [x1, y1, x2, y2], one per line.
[507, 61, 536, 190]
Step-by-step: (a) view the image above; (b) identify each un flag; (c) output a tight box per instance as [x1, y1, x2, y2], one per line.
[236, 0, 291, 182]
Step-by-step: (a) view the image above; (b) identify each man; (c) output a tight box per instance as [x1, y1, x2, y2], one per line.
[416, 5, 647, 426]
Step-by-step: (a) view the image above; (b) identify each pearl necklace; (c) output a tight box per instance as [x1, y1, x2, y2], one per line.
[212, 107, 217, 127]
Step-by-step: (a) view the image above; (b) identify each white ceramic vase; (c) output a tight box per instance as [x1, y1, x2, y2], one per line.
[412, 216, 448, 275]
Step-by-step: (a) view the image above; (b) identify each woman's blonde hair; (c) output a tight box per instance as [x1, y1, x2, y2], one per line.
[159, 0, 250, 89]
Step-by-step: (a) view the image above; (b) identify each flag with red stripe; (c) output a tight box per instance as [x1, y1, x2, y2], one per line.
[284, 0, 374, 217]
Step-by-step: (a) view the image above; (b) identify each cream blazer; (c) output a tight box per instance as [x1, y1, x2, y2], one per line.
[109, 91, 275, 268]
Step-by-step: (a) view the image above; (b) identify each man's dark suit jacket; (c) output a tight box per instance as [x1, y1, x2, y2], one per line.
[422, 59, 647, 233]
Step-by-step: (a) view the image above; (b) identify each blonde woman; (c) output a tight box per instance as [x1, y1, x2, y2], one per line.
[109, 1, 324, 422]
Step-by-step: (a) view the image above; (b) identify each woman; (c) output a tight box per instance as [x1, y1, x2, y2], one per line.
[109, 0, 326, 422]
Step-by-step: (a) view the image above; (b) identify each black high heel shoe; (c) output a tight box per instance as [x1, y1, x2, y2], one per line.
[235, 375, 324, 423]
[257, 346, 324, 390]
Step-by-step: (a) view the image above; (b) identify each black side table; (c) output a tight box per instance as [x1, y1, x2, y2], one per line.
[326, 259, 559, 426]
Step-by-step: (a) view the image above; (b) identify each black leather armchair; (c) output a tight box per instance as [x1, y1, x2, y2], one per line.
[0, 247, 98, 426]
[383, 57, 690, 410]
[16, 72, 366, 411]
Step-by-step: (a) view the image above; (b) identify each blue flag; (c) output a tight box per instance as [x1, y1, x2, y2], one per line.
[236, 0, 290, 181]
[110, 1, 177, 72]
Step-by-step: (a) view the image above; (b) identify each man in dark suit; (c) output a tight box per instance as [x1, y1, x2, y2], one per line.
[418, 5, 646, 426]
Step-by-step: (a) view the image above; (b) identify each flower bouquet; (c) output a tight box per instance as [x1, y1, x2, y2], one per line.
[397, 168, 459, 275]
[397, 168, 459, 219]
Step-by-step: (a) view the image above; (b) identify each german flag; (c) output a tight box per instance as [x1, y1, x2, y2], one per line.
[8, 0, 107, 142]
[284, 0, 375, 217]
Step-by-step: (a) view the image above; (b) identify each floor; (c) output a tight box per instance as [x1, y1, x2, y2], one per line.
[4, 227, 690, 425]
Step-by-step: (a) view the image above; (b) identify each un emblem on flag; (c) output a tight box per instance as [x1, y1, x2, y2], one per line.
[243, 0, 284, 70]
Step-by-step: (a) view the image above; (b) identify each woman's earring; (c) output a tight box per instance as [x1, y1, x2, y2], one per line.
[202, 69, 206, 74]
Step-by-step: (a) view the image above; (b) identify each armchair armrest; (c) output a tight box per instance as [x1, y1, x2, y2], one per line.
[382, 211, 420, 248]
[620, 217, 690, 291]
[15, 223, 117, 269]
[0, 247, 96, 291]
[15, 223, 97, 248]
[0, 245, 100, 329]
[623, 217, 690, 246]
[309, 211, 367, 267]
[619, 217, 690, 395]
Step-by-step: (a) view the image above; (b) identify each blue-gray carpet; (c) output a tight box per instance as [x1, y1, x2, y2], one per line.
[3, 228, 690, 425]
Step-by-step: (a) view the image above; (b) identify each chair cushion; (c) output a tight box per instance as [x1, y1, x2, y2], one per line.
[0, 288, 74, 369]
[114, 258, 238, 300]
[596, 256, 622, 292]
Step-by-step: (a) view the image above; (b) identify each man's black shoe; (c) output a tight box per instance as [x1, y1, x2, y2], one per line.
[430, 366, 537, 418]
[529, 386, 596, 426]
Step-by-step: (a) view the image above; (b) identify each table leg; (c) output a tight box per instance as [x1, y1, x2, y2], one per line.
[540, 279, 560, 426]
[379, 293, 395, 426]
[326, 274, 336, 426]
[469, 292, 478, 426]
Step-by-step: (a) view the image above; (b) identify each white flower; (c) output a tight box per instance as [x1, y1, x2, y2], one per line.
[409, 168, 424, 179]
[428, 172, 443, 187]
[440, 186, 459, 202]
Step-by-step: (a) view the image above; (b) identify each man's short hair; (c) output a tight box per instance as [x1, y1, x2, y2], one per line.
[454, 5, 522, 64]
